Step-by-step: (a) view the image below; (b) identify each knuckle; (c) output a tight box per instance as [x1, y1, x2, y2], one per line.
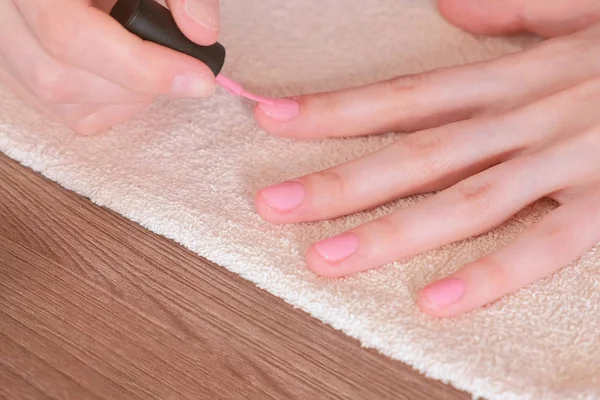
[306, 90, 344, 115]
[306, 169, 346, 212]
[400, 130, 443, 155]
[539, 220, 572, 258]
[120, 44, 155, 92]
[378, 74, 428, 123]
[311, 169, 345, 193]
[477, 256, 510, 295]
[454, 177, 494, 218]
[29, 65, 71, 103]
[364, 215, 400, 260]
[395, 130, 447, 182]
[369, 215, 398, 238]
[383, 72, 429, 93]
[380, 69, 480, 129]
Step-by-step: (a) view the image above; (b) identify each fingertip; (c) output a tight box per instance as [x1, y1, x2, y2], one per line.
[257, 98, 300, 122]
[436, 0, 492, 34]
[305, 246, 347, 278]
[136, 40, 219, 95]
[305, 246, 324, 275]
[416, 289, 446, 317]
[436, 0, 526, 36]
[252, 103, 279, 132]
[253, 100, 304, 138]
[435, 0, 467, 26]
[167, 0, 220, 46]
[416, 276, 472, 318]
[254, 187, 304, 224]
[256, 180, 306, 222]
[253, 190, 281, 222]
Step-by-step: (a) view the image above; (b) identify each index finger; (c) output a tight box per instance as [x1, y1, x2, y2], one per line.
[254, 35, 600, 139]
[15, 0, 216, 97]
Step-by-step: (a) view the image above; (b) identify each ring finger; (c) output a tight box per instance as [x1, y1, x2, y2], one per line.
[303, 131, 600, 277]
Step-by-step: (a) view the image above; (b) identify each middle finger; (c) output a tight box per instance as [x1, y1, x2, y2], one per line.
[255, 77, 600, 224]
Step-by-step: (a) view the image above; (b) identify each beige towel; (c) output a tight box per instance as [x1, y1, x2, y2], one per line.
[1, 0, 599, 398]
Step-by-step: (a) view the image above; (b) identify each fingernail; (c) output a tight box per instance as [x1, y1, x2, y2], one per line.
[260, 181, 305, 212]
[258, 99, 300, 121]
[171, 72, 216, 97]
[421, 278, 465, 309]
[185, 0, 219, 31]
[314, 233, 359, 263]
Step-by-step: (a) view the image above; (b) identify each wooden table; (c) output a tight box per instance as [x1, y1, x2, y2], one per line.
[0, 153, 468, 400]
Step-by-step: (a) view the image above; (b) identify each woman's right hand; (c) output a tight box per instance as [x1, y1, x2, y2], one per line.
[0, 0, 220, 134]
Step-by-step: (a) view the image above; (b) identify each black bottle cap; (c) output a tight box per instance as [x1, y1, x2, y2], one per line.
[110, 0, 226, 76]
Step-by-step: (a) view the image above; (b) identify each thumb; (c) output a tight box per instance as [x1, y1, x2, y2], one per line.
[437, 0, 600, 38]
[166, 0, 219, 45]
[436, 0, 527, 36]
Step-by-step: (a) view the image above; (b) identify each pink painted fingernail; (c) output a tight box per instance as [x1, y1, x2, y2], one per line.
[314, 233, 359, 263]
[260, 182, 305, 212]
[258, 99, 300, 121]
[421, 278, 465, 309]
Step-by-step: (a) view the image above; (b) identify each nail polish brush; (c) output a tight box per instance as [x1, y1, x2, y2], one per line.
[110, 0, 286, 107]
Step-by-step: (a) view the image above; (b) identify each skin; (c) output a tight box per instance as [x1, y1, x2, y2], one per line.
[254, 0, 600, 317]
[3, 0, 599, 318]
[0, 0, 220, 134]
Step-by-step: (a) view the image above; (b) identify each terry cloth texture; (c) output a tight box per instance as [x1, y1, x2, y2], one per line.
[1, 0, 598, 399]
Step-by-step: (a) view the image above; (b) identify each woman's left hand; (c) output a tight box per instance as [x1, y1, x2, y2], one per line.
[252, 0, 600, 317]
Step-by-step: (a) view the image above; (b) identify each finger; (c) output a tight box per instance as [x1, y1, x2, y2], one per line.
[1, 64, 150, 135]
[417, 187, 600, 317]
[0, 2, 153, 105]
[0, 59, 100, 123]
[254, 35, 600, 139]
[303, 150, 569, 278]
[66, 102, 153, 135]
[15, 0, 216, 97]
[255, 118, 516, 223]
[166, 0, 219, 45]
[437, 0, 600, 37]
[1, 57, 149, 134]
[255, 77, 600, 223]
[0, 60, 64, 122]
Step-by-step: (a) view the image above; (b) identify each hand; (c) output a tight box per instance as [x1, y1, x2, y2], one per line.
[0, 0, 220, 135]
[253, 0, 600, 317]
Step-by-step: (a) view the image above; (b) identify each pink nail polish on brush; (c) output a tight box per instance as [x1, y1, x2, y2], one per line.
[216, 75, 299, 120]
[110, 0, 298, 118]
[215, 75, 276, 104]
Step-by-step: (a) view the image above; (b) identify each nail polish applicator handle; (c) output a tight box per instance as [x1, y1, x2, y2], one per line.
[109, 0, 287, 106]
[110, 0, 226, 76]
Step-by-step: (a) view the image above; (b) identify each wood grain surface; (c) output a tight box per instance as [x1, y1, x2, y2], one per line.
[0, 153, 469, 400]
